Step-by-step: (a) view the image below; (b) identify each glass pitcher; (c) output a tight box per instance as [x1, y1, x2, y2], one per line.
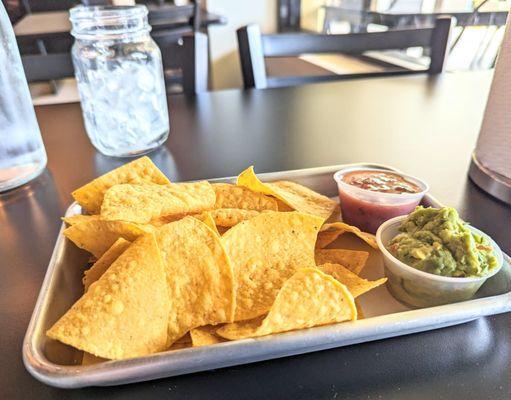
[0, 3, 47, 192]
[69, 5, 170, 157]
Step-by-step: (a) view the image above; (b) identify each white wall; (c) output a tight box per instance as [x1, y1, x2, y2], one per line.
[206, 0, 277, 90]
[301, 0, 325, 32]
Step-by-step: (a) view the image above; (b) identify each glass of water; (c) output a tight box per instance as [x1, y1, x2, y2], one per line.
[69, 5, 169, 157]
[0, 3, 47, 192]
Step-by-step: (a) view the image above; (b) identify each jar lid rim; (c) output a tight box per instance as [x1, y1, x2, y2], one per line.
[69, 5, 150, 39]
[69, 5, 148, 22]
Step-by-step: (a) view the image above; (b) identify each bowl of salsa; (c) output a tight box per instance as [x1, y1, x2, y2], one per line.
[333, 167, 429, 233]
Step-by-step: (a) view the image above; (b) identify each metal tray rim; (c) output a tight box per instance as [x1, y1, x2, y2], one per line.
[23, 163, 511, 388]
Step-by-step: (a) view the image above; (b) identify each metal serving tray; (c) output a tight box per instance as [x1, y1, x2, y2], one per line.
[23, 163, 511, 388]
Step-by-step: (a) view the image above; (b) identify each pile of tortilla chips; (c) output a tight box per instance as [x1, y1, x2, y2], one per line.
[47, 157, 386, 361]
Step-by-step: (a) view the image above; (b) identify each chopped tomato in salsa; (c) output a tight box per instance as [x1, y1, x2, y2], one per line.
[343, 171, 421, 194]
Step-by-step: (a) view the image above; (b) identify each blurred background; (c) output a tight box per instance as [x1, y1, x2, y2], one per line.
[3, 0, 508, 96]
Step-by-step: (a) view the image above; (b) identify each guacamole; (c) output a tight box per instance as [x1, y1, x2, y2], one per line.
[389, 206, 498, 277]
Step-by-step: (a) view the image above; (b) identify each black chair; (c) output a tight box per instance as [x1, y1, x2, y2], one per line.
[22, 32, 208, 94]
[21, 0, 80, 13]
[19, 0, 207, 94]
[277, 0, 301, 32]
[21, 52, 75, 83]
[148, 1, 208, 93]
[152, 31, 208, 94]
[237, 18, 453, 89]
[17, 0, 78, 86]
[148, 0, 202, 33]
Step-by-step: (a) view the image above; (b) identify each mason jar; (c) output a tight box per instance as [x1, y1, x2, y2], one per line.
[69, 5, 169, 157]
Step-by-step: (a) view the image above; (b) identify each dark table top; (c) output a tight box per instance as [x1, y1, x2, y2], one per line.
[2, 70, 511, 399]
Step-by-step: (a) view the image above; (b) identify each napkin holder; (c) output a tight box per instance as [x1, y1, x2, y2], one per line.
[469, 15, 511, 205]
[469, 155, 511, 204]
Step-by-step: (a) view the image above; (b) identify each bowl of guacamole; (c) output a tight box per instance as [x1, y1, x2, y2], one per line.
[376, 206, 503, 307]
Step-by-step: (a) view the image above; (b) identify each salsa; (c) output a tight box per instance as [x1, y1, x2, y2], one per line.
[343, 171, 422, 194]
[338, 191, 420, 234]
[335, 169, 427, 234]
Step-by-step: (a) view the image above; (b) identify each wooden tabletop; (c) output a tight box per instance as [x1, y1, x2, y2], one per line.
[13, 11, 71, 36]
[2, 70, 511, 399]
[265, 55, 387, 78]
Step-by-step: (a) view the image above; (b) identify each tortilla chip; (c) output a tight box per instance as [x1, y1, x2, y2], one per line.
[212, 183, 278, 211]
[168, 333, 193, 350]
[319, 222, 378, 249]
[209, 208, 261, 227]
[150, 211, 220, 230]
[168, 341, 192, 351]
[317, 263, 387, 297]
[276, 199, 294, 212]
[195, 212, 220, 236]
[81, 352, 107, 365]
[237, 167, 337, 219]
[217, 226, 230, 236]
[47, 234, 169, 360]
[155, 217, 235, 345]
[83, 238, 131, 291]
[101, 181, 215, 224]
[147, 212, 196, 228]
[174, 332, 192, 345]
[62, 214, 100, 226]
[190, 325, 226, 347]
[63, 219, 148, 258]
[326, 204, 341, 222]
[72, 156, 170, 214]
[356, 301, 364, 320]
[217, 268, 357, 340]
[148, 209, 252, 234]
[222, 211, 323, 321]
[315, 249, 369, 275]
[270, 180, 338, 218]
[316, 230, 342, 249]
[147, 216, 174, 228]
[150, 209, 223, 229]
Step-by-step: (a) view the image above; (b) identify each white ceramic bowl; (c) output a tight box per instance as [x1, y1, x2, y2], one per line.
[376, 215, 504, 308]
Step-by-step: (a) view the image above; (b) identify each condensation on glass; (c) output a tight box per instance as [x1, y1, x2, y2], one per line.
[70, 5, 170, 157]
[0, 3, 47, 192]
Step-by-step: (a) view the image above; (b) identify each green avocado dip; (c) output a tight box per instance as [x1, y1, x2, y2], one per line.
[388, 206, 498, 277]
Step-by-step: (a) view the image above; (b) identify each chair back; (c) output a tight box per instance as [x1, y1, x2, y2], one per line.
[22, 53, 75, 83]
[237, 18, 453, 89]
[148, 0, 202, 33]
[22, 1, 80, 13]
[152, 31, 208, 94]
[21, 32, 207, 95]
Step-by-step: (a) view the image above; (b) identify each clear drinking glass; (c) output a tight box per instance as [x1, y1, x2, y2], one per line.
[0, 3, 47, 192]
[69, 5, 170, 157]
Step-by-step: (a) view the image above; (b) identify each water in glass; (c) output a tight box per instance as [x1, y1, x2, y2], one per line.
[0, 4, 47, 192]
[70, 5, 169, 157]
